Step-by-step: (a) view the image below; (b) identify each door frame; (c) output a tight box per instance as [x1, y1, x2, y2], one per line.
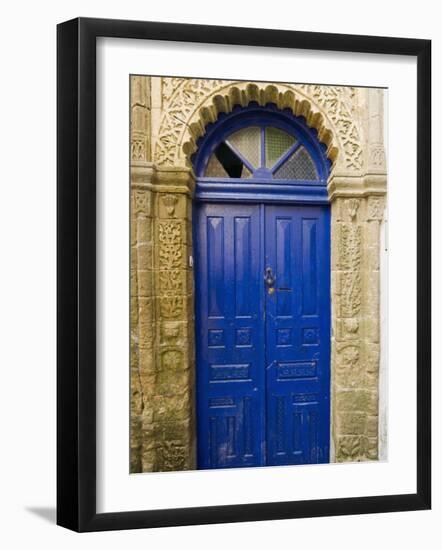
[192, 105, 332, 468]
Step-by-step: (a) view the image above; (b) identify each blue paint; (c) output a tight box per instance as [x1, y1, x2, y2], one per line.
[264, 205, 330, 465]
[193, 105, 330, 469]
[195, 204, 266, 469]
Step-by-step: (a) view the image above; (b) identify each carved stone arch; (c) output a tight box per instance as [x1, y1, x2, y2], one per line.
[154, 79, 366, 176]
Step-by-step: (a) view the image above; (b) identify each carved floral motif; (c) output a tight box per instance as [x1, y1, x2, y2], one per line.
[296, 84, 363, 171]
[340, 272, 362, 318]
[159, 270, 183, 293]
[160, 296, 183, 319]
[340, 224, 362, 272]
[158, 221, 183, 270]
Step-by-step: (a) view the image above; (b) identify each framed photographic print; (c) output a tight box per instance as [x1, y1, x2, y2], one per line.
[57, 17, 431, 531]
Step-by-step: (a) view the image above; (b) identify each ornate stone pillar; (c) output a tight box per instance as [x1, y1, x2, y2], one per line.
[131, 76, 196, 473]
[328, 88, 386, 462]
[130, 76, 154, 472]
[151, 168, 196, 471]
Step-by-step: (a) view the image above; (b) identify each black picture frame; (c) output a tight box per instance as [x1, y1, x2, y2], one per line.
[57, 17, 431, 532]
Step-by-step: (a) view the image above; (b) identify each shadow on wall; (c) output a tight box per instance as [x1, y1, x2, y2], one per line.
[25, 506, 56, 524]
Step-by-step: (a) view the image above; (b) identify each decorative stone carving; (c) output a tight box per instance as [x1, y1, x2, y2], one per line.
[161, 349, 184, 371]
[155, 79, 365, 174]
[367, 196, 385, 221]
[340, 272, 362, 318]
[161, 194, 179, 216]
[340, 224, 362, 272]
[345, 198, 360, 221]
[370, 144, 386, 167]
[336, 435, 361, 461]
[156, 442, 186, 471]
[158, 221, 183, 270]
[134, 191, 150, 214]
[159, 270, 183, 294]
[298, 85, 363, 171]
[131, 138, 146, 161]
[159, 296, 184, 319]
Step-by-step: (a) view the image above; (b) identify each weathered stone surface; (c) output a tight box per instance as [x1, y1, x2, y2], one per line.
[331, 189, 385, 462]
[336, 435, 362, 462]
[336, 390, 371, 412]
[337, 412, 367, 435]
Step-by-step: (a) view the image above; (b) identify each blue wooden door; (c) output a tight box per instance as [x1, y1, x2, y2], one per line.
[194, 203, 266, 469]
[195, 203, 330, 469]
[264, 205, 330, 465]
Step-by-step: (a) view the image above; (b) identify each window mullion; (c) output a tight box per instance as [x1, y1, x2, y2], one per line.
[223, 139, 255, 174]
[271, 140, 301, 174]
[261, 126, 266, 168]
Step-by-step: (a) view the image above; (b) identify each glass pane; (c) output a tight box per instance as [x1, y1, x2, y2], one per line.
[205, 153, 229, 177]
[226, 127, 261, 168]
[274, 146, 318, 180]
[265, 127, 295, 167]
[204, 143, 253, 179]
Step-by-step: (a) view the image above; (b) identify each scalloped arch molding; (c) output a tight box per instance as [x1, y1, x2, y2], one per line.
[154, 79, 365, 174]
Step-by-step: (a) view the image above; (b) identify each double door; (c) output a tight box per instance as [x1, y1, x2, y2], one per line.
[194, 203, 330, 469]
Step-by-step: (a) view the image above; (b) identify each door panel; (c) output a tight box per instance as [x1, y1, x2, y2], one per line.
[265, 205, 330, 465]
[195, 203, 265, 469]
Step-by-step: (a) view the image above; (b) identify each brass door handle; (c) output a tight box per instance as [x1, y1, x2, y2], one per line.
[264, 267, 276, 288]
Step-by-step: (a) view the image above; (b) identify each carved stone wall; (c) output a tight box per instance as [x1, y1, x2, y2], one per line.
[131, 76, 386, 472]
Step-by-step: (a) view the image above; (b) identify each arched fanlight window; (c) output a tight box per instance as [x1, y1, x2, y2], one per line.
[194, 106, 329, 185]
[205, 125, 319, 181]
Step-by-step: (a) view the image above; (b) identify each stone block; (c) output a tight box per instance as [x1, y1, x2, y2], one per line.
[139, 297, 154, 325]
[155, 369, 190, 397]
[152, 394, 190, 423]
[138, 345, 154, 375]
[366, 415, 379, 437]
[335, 389, 370, 412]
[337, 412, 367, 435]
[138, 269, 153, 297]
[137, 243, 153, 270]
[137, 216, 152, 244]
[130, 297, 138, 326]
